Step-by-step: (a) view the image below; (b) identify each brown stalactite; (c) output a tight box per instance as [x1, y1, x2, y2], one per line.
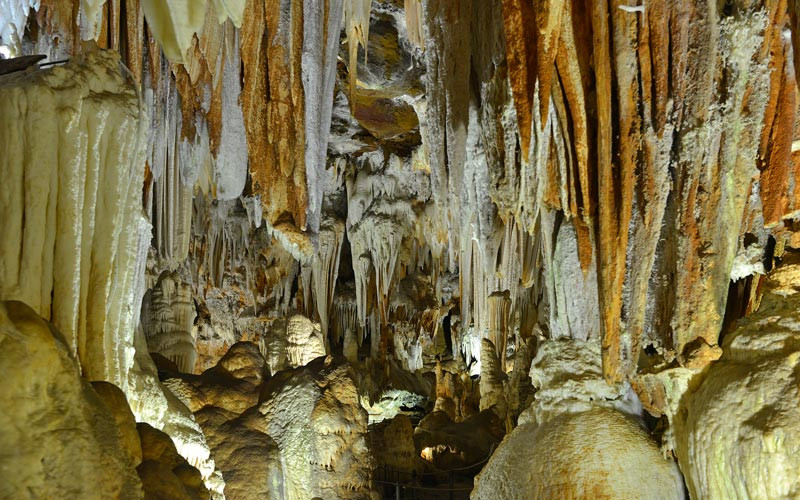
[501, 0, 538, 160]
[242, 0, 308, 233]
[759, 4, 796, 227]
[588, 0, 628, 383]
[532, 0, 565, 128]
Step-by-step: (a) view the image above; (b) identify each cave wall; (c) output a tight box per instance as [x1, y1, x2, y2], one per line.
[3, 0, 800, 498]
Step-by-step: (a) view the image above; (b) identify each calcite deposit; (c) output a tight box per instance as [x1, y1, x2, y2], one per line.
[472, 407, 686, 500]
[4, 0, 800, 498]
[674, 259, 800, 499]
[473, 340, 684, 499]
[0, 301, 143, 500]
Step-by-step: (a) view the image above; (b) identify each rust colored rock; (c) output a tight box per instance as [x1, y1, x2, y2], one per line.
[501, 0, 537, 160]
[759, 6, 796, 227]
[241, 0, 308, 233]
[532, 0, 565, 127]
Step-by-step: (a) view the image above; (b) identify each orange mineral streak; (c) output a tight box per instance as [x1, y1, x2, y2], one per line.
[501, 0, 537, 161]
[759, 5, 796, 227]
[533, 0, 565, 128]
[588, 0, 630, 385]
[241, 0, 308, 232]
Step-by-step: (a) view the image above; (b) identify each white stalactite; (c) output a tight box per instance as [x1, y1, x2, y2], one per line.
[0, 50, 147, 386]
[302, 0, 344, 234]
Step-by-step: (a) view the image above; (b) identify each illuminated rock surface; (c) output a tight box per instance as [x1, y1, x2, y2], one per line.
[0, 301, 143, 500]
[472, 407, 685, 500]
[473, 339, 684, 499]
[674, 261, 800, 499]
[5, 1, 800, 499]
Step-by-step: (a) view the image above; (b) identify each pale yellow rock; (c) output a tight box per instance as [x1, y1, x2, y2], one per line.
[141, 271, 198, 373]
[286, 314, 326, 367]
[474, 337, 684, 499]
[126, 325, 226, 497]
[195, 407, 283, 500]
[256, 357, 373, 499]
[674, 269, 800, 500]
[137, 422, 211, 500]
[520, 338, 642, 426]
[216, 341, 266, 385]
[92, 380, 144, 467]
[142, 0, 207, 62]
[479, 338, 507, 416]
[261, 314, 326, 374]
[162, 341, 264, 414]
[0, 301, 143, 500]
[472, 407, 686, 500]
[0, 49, 148, 389]
[210, 0, 245, 26]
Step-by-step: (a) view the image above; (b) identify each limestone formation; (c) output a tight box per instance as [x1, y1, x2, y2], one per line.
[472, 407, 686, 500]
[142, 271, 198, 373]
[674, 260, 800, 499]
[256, 357, 373, 499]
[259, 314, 326, 374]
[473, 338, 685, 499]
[6, 0, 800, 498]
[194, 408, 283, 500]
[0, 301, 143, 500]
[162, 341, 264, 414]
[137, 422, 211, 500]
[0, 49, 148, 388]
[92, 380, 145, 467]
[370, 414, 419, 473]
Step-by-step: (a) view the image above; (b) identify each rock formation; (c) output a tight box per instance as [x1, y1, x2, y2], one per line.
[473, 339, 685, 499]
[673, 257, 800, 499]
[0, 301, 144, 500]
[4, 0, 800, 498]
[472, 407, 686, 500]
[142, 271, 198, 373]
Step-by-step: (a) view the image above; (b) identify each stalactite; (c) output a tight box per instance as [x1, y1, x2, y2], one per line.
[403, 0, 424, 50]
[241, 0, 309, 242]
[419, 0, 471, 273]
[310, 217, 345, 343]
[303, 0, 344, 234]
[343, 0, 371, 99]
[150, 80, 194, 265]
[0, 0, 39, 55]
[345, 152, 428, 341]
[0, 50, 147, 386]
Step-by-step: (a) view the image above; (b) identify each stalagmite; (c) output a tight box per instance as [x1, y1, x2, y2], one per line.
[285, 314, 326, 367]
[141, 271, 198, 373]
[487, 291, 511, 372]
[0, 302, 143, 500]
[479, 338, 507, 417]
[259, 314, 326, 374]
[673, 257, 800, 499]
[257, 358, 372, 499]
[473, 338, 685, 499]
